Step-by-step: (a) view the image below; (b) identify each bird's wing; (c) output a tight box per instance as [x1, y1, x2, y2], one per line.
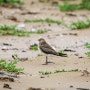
[40, 42, 59, 55]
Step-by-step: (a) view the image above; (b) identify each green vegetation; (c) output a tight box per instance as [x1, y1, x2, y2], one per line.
[85, 52, 90, 57]
[29, 44, 38, 51]
[57, 3, 79, 11]
[0, 59, 23, 72]
[36, 29, 47, 34]
[79, 0, 90, 10]
[39, 0, 45, 3]
[58, 50, 67, 55]
[39, 0, 45, 2]
[25, 18, 90, 30]
[0, 25, 47, 36]
[37, 53, 43, 56]
[69, 19, 90, 29]
[0, 25, 30, 36]
[54, 69, 78, 73]
[29, 29, 47, 34]
[39, 71, 52, 75]
[57, 0, 90, 11]
[39, 0, 50, 3]
[24, 18, 61, 25]
[39, 69, 78, 75]
[0, 0, 23, 4]
[85, 42, 90, 48]
[85, 42, 90, 57]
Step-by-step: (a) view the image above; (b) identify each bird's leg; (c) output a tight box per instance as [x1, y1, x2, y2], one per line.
[45, 55, 48, 65]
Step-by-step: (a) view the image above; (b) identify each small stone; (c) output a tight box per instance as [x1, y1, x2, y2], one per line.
[16, 23, 25, 29]
[40, 76, 45, 78]
[48, 24, 51, 26]
[3, 83, 12, 89]
[3, 43, 12, 46]
[70, 85, 74, 88]
[22, 50, 27, 52]
[31, 28, 36, 32]
[2, 46, 8, 50]
[78, 56, 84, 59]
[74, 53, 79, 56]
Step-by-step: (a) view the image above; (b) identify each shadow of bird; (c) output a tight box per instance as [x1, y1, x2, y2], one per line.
[38, 38, 67, 65]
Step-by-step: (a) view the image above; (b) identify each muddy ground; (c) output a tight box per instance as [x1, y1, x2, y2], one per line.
[0, 0, 90, 90]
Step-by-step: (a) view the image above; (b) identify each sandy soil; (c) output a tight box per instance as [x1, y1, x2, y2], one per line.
[0, 0, 90, 90]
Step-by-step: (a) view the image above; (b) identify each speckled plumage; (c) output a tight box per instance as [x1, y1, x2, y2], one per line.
[38, 38, 60, 64]
[38, 38, 59, 56]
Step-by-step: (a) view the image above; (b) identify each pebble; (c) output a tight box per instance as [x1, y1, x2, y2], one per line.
[40, 76, 45, 78]
[70, 85, 74, 88]
[2, 46, 8, 50]
[16, 23, 25, 29]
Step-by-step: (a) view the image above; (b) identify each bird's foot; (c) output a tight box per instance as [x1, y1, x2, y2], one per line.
[42, 61, 55, 65]
[46, 62, 48, 65]
[42, 63, 48, 65]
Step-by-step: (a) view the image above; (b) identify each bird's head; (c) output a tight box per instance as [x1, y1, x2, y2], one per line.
[38, 38, 46, 44]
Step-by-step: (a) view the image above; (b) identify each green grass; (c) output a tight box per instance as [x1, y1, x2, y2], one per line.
[37, 53, 43, 56]
[85, 42, 90, 57]
[39, 0, 50, 3]
[25, 18, 90, 30]
[85, 42, 90, 48]
[29, 44, 38, 51]
[85, 52, 90, 57]
[0, 25, 47, 36]
[54, 69, 78, 73]
[0, 0, 23, 4]
[79, 0, 90, 10]
[57, 3, 79, 11]
[29, 29, 47, 34]
[24, 18, 61, 25]
[58, 50, 67, 55]
[69, 19, 90, 30]
[0, 25, 30, 36]
[36, 29, 47, 34]
[57, 0, 90, 11]
[39, 0, 45, 2]
[39, 71, 52, 75]
[0, 59, 23, 72]
[39, 69, 78, 75]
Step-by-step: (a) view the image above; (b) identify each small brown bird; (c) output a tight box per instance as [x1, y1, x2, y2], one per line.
[38, 38, 67, 64]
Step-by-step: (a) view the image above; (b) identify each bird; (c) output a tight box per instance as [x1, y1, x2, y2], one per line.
[38, 38, 67, 65]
